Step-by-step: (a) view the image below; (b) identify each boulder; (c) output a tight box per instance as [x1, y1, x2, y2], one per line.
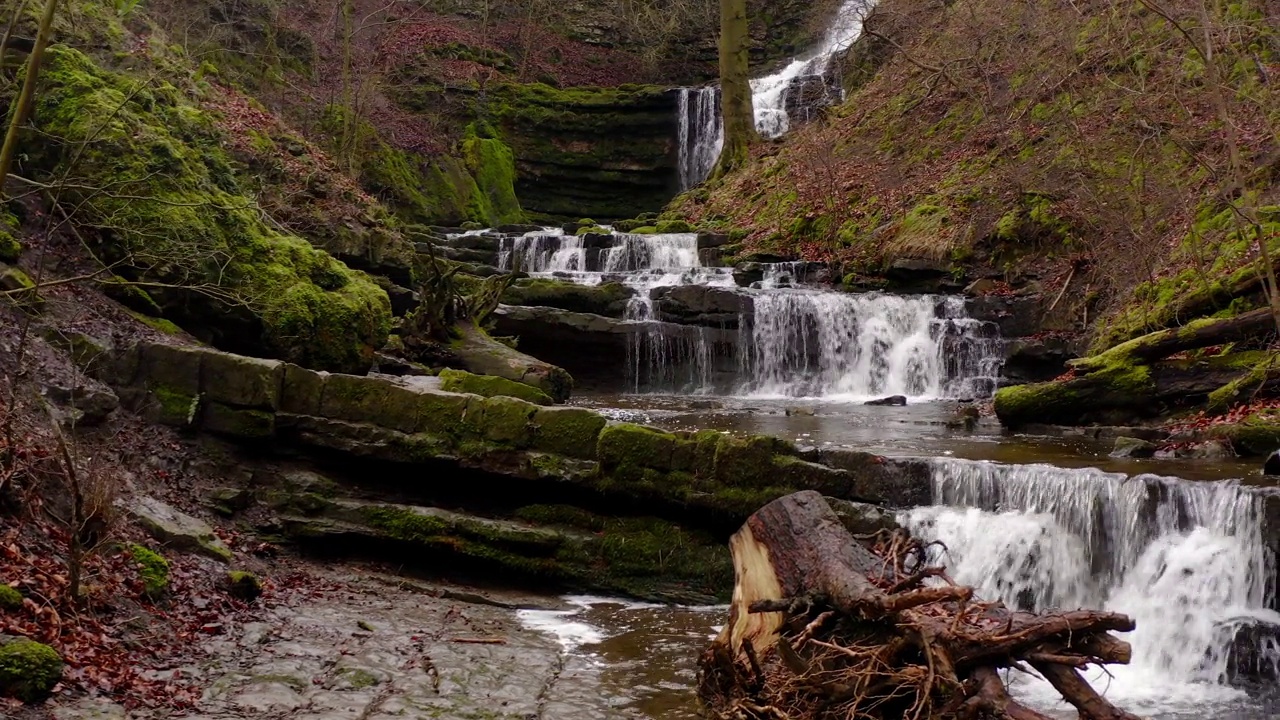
[496, 224, 544, 234]
[127, 495, 232, 562]
[0, 637, 63, 702]
[654, 285, 750, 328]
[227, 571, 264, 601]
[697, 232, 731, 249]
[40, 383, 118, 426]
[1002, 337, 1078, 384]
[732, 262, 765, 287]
[865, 395, 907, 406]
[500, 278, 634, 318]
[1265, 450, 1280, 476]
[1110, 436, 1156, 459]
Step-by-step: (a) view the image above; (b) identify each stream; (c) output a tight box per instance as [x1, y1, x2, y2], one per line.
[484, 223, 1280, 719]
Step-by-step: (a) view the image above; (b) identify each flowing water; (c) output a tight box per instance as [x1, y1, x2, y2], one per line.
[498, 228, 1002, 398]
[676, 0, 871, 186]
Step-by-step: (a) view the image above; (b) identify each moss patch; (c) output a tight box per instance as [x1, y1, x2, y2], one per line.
[129, 544, 170, 597]
[31, 46, 390, 373]
[0, 638, 63, 702]
[0, 585, 22, 610]
[438, 368, 552, 405]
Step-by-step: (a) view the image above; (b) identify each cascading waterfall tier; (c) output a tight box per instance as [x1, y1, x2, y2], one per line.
[675, 0, 870, 186]
[902, 458, 1280, 712]
[497, 230, 1001, 397]
[739, 292, 1000, 399]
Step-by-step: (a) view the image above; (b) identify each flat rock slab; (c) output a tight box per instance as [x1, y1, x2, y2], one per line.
[127, 495, 232, 562]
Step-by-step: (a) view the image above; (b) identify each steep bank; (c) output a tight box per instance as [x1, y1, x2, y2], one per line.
[679, 0, 1278, 438]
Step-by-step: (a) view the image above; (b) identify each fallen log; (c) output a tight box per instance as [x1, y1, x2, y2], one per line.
[698, 490, 1140, 720]
[449, 322, 574, 403]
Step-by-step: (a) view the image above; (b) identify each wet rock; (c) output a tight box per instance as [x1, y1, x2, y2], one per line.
[1264, 450, 1280, 476]
[1224, 618, 1280, 684]
[865, 395, 907, 406]
[655, 285, 750, 328]
[1110, 436, 1156, 458]
[807, 450, 933, 507]
[698, 232, 731, 248]
[965, 295, 1043, 338]
[825, 497, 900, 536]
[438, 368, 553, 405]
[964, 278, 999, 295]
[1176, 440, 1235, 459]
[127, 495, 232, 562]
[733, 262, 765, 287]
[500, 278, 634, 318]
[496, 224, 544, 234]
[1002, 336, 1078, 384]
[41, 382, 118, 426]
[0, 636, 63, 702]
[784, 406, 815, 417]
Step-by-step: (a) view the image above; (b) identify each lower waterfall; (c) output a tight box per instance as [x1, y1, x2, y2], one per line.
[902, 459, 1280, 713]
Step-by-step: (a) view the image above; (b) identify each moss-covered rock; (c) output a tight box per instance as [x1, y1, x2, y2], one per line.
[0, 585, 22, 610]
[128, 544, 170, 598]
[438, 368, 552, 405]
[500, 279, 634, 318]
[655, 220, 693, 233]
[0, 638, 63, 702]
[31, 46, 390, 373]
[227, 570, 263, 601]
[530, 406, 608, 459]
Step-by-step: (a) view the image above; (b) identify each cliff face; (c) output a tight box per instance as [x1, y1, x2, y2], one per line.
[132, 0, 843, 223]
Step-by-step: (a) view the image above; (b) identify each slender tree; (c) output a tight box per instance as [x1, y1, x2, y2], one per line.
[714, 0, 754, 177]
[0, 0, 58, 195]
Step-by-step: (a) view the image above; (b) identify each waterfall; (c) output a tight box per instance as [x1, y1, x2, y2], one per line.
[738, 293, 1001, 399]
[675, 0, 870, 186]
[677, 88, 723, 191]
[901, 459, 1280, 713]
[496, 231, 1002, 398]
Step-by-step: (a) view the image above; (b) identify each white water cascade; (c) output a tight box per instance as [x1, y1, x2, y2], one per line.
[497, 229, 1001, 397]
[740, 292, 1000, 399]
[902, 458, 1280, 715]
[676, 0, 870, 186]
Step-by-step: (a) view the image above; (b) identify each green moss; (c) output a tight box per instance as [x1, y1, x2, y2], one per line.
[31, 47, 390, 373]
[575, 225, 610, 235]
[631, 225, 658, 234]
[1207, 355, 1278, 414]
[226, 570, 263, 600]
[0, 232, 19, 263]
[0, 639, 63, 702]
[126, 309, 184, 335]
[479, 396, 538, 445]
[530, 407, 608, 459]
[129, 544, 170, 597]
[461, 123, 523, 226]
[654, 220, 693, 233]
[0, 585, 22, 610]
[150, 386, 198, 426]
[438, 368, 552, 405]
[1209, 411, 1280, 456]
[597, 423, 678, 476]
[499, 279, 632, 317]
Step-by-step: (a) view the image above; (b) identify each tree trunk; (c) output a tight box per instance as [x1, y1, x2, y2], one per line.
[1077, 307, 1276, 369]
[701, 491, 1141, 720]
[449, 322, 573, 403]
[0, 0, 59, 195]
[714, 0, 754, 177]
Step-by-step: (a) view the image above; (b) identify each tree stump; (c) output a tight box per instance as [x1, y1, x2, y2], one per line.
[699, 490, 1141, 720]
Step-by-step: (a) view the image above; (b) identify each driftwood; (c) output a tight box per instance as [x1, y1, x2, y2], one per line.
[698, 491, 1140, 720]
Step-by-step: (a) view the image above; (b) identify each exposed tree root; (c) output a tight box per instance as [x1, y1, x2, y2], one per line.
[698, 491, 1140, 720]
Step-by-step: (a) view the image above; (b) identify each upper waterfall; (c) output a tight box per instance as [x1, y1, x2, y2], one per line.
[676, 0, 870, 187]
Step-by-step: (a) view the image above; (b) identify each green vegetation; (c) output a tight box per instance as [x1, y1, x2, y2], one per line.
[30, 46, 390, 373]
[129, 544, 170, 597]
[0, 639, 63, 702]
[438, 368, 553, 405]
[0, 585, 22, 610]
